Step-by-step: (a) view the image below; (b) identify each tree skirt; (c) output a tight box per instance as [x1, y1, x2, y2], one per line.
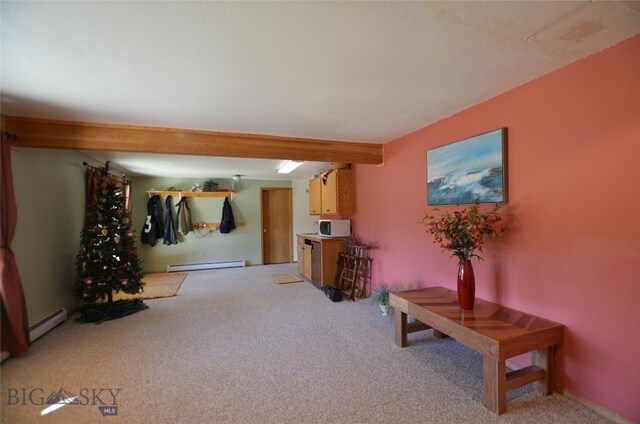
[76, 299, 149, 324]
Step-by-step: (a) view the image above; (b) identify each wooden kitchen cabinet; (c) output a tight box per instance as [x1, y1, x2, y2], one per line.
[296, 235, 313, 280]
[309, 168, 355, 216]
[303, 245, 312, 280]
[320, 171, 338, 214]
[296, 234, 346, 288]
[308, 177, 322, 215]
[297, 237, 305, 274]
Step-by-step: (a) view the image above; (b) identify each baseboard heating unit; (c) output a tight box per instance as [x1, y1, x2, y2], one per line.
[166, 260, 246, 273]
[1, 308, 68, 363]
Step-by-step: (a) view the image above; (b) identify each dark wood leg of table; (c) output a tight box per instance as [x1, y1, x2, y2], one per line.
[432, 329, 447, 339]
[395, 310, 407, 347]
[533, 346, 554, 395]
[483, 355, 506, 415]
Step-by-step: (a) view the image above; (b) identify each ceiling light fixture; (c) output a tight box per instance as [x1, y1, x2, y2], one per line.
[278, 160, 303, 174]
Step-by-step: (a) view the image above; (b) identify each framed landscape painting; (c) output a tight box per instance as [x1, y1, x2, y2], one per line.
[427, 128, 507, 205]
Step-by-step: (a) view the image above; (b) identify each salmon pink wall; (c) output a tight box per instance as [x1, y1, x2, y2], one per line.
[353, 35, 640, 421]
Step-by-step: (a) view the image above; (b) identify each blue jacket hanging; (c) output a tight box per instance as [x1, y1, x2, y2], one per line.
[141, 195, 164, 246]
[163, 196, 178, 245]
[219, 197, 236, 234]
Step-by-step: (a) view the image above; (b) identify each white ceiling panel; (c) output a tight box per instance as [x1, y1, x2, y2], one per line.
[2, 1, 638, 178]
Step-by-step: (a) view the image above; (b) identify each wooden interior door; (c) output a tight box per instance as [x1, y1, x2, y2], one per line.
[261, 188, 293, 264]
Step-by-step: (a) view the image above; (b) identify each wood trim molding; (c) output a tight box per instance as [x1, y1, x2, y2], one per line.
[505, 360, 632, 424]
[558, 388, 633, 424]
[2, 115, 384, 165]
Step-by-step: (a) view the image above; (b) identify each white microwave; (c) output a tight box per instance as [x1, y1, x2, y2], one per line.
[318, 219, 351, 237]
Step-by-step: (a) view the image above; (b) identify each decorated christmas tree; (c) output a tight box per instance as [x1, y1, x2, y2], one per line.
[74, 163, 146, 322]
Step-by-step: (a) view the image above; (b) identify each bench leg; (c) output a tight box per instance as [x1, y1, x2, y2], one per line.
[395, 310, 407, 347]
[432, 329, 447, 339]
[533, 346, 554, 396]
[483, 355, 506, 415]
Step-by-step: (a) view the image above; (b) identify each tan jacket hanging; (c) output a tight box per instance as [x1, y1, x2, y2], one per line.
[176, 198, 192, 235]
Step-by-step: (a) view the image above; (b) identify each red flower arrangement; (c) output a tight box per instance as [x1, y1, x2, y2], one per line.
[423, 202, 505, 262]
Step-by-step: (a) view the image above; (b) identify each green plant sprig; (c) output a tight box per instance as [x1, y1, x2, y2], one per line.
[369, 283, 392, 306]
[423, 202, 504, 262]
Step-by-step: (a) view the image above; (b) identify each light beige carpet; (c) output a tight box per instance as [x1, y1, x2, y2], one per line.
[112, 272, 187, 301]
[271, 273, 303, 284]
[1, 264, 612, 423]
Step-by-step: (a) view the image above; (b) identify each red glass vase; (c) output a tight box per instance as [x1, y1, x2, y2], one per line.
[457, 260, 475, 310]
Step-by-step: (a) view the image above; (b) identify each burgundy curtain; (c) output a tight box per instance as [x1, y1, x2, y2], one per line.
[0, 133, 30, 354]
[85, 167, 101, 219]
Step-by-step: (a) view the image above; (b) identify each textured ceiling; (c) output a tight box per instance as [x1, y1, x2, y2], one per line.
[2, 1, 639, 178]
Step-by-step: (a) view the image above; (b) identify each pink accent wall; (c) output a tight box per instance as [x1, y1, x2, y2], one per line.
[353, 35, 640, 421]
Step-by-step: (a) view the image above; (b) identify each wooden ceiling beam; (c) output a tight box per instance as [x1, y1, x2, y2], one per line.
[2, 115, 384, 165]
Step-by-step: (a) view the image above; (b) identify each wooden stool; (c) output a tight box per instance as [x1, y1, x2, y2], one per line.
[337, 253, 360, 301]
[347, 245, 372, 299]
[357, 257, 372, 299]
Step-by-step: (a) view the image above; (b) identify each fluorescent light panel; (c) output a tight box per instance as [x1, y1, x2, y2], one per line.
[278, 160, 303, 174]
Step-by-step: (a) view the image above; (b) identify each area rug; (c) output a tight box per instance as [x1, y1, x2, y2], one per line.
[112, 272, 187, 301]
[271, 273, 303, 284]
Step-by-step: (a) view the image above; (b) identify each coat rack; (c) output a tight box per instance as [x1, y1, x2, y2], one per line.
[145, 190, 244, 230]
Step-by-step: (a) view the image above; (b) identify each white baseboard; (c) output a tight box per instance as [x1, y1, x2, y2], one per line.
[1, 308, 68, 363]
[506, 360, 631, 424]
[166, 259, 245, 272]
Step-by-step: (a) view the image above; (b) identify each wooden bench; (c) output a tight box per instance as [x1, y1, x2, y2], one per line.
[389, 286, 563, 415]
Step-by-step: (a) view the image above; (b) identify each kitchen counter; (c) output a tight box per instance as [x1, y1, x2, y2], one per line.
[296, 233, 348, 242]
[296, 234, 347, 288]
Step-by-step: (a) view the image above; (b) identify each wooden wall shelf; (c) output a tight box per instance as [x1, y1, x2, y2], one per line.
[200, 222, 245, 229]
[146, 191, 231, 198]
